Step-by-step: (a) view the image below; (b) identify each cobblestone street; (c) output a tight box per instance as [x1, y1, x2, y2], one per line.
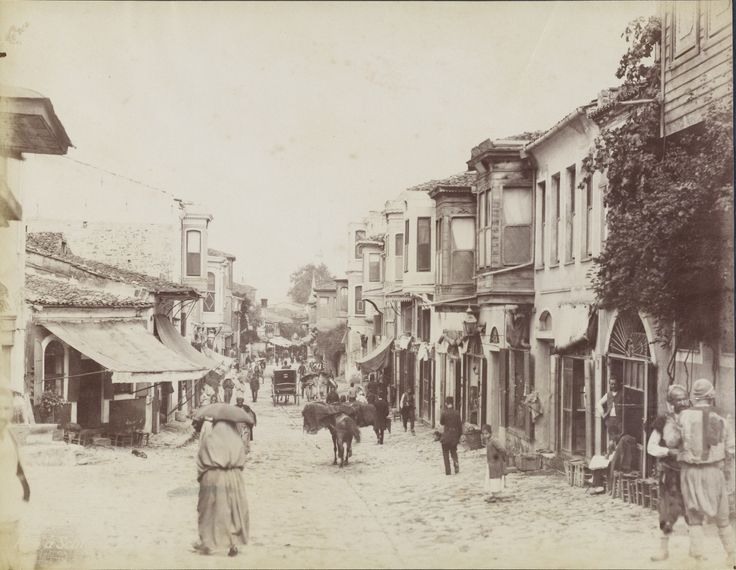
[17, 374, 732, 569]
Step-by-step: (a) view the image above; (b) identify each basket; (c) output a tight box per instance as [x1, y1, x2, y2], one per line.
[462, 431, 483, 450]
[518, 454, 542, 472]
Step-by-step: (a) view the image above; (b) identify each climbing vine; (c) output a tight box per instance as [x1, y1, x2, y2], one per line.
[582, 17, 734, 348]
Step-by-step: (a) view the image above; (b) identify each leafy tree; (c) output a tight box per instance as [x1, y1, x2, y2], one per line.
[582, 17, 733, 350]
[287, 263, 334, 304]
[314, 321, 347, 374]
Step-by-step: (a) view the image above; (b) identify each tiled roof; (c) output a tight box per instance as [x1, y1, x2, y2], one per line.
[407, 172, 476, 193]
[208, 247, 236, 260]
[26, 232, 198, 295]
[25, 274, 152, 308]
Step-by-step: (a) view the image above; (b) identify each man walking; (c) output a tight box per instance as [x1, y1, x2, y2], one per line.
[646, 384, 690, 562]
[249, 370, 260, 403]
[373, 393, 390, 445]
[222, 373, 235, 404]
[677, 378, 735, 566]
[400, 388, 416, 435]
[439, 396, 462, 475]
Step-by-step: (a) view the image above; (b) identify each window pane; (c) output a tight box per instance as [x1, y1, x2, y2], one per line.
[503, 226, 532, 264]
[417, 217, 431, 271]
[485, 228, 492, 266]
[355, 286, 363, 314]
[485, 190, 491, 226]
[478, 231, 485, 269]
[207, 272, 215, 290]
[451, 217, 474, 250]
[369, 253, 380, 282]
[187, 231, 201, 253]
[503, 187, 532, 225]
[404, 221, 409, 272]
[479, 193, 486, 227]
[452, 251, 474, 282]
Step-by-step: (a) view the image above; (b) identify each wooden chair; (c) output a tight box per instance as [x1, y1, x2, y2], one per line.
[133, 431, 150, 447]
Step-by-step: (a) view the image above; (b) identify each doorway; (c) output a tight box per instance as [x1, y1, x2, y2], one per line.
[606, 312, 656, 474]
[77, 358, 102, 427]
[558, 357, 586, 456]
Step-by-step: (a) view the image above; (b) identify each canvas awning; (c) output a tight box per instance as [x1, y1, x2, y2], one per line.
[41, 320, 207, 384]
[154, 315, 219, 371]
[268, 336, 293, 348]
[356, 336, 394, 372]
[202, 346, 235, 369]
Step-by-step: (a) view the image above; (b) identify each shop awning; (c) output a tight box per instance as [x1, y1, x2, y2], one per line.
[202, 346, 235, 369]
[356, 336, 394, 372]
[41, 320, 207, 384]
[268, 336, 293, 348]
[154, 315, 219, 371]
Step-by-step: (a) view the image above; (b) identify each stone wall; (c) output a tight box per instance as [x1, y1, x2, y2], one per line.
[26, 220, 180, 282]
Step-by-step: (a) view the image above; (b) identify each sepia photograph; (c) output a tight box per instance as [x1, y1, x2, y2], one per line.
[0, 1, 733, 569]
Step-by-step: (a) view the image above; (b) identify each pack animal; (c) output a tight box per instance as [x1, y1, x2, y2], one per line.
[302, 402, 363, 467]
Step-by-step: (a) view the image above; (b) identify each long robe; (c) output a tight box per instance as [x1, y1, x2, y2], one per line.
[196, 421, 249, 551]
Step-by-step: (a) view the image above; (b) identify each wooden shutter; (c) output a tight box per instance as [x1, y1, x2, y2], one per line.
[523, 351, 534, 440]
[584, 358, 594, 459]
[549, 354, 559, 451]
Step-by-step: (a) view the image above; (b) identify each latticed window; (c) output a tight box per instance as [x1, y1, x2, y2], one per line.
[204, 272, 216, 312]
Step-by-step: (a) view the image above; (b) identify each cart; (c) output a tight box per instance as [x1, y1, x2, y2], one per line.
[272, 369, 299, 405]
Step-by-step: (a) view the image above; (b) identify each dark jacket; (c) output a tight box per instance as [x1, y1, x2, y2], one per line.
[439, 407, 462, 446]
[374, 399, 390, 429]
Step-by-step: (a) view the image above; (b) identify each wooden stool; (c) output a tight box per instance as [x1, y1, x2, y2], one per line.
[572, 462, 586, 487]
[134, 431, 150, 447]
[114, 432, 135, 447]
[620, 473, 638, 503]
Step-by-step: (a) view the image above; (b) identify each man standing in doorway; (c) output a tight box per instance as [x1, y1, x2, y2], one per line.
[400, 388, 416, 435]
[439, 397, 462, 475]
[597, 376, 623, 448]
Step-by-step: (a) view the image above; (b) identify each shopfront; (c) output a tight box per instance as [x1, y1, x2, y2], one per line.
[604, 311, 656, 474]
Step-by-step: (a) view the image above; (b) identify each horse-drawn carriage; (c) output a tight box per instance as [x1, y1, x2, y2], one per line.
[272, 369, 299, 405]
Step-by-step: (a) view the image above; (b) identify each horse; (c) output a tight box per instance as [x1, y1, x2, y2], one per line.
[302, 402, 362, 466]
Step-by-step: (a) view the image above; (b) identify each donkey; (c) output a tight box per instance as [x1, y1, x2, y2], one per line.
[302, 402, 362, 466]
[332, 413, 361, 467]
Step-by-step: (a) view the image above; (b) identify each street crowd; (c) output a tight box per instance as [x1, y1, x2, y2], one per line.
[0, 365, 733, 568]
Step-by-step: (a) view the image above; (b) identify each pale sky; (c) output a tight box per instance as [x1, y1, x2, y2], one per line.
[0, 1, 656, 301]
